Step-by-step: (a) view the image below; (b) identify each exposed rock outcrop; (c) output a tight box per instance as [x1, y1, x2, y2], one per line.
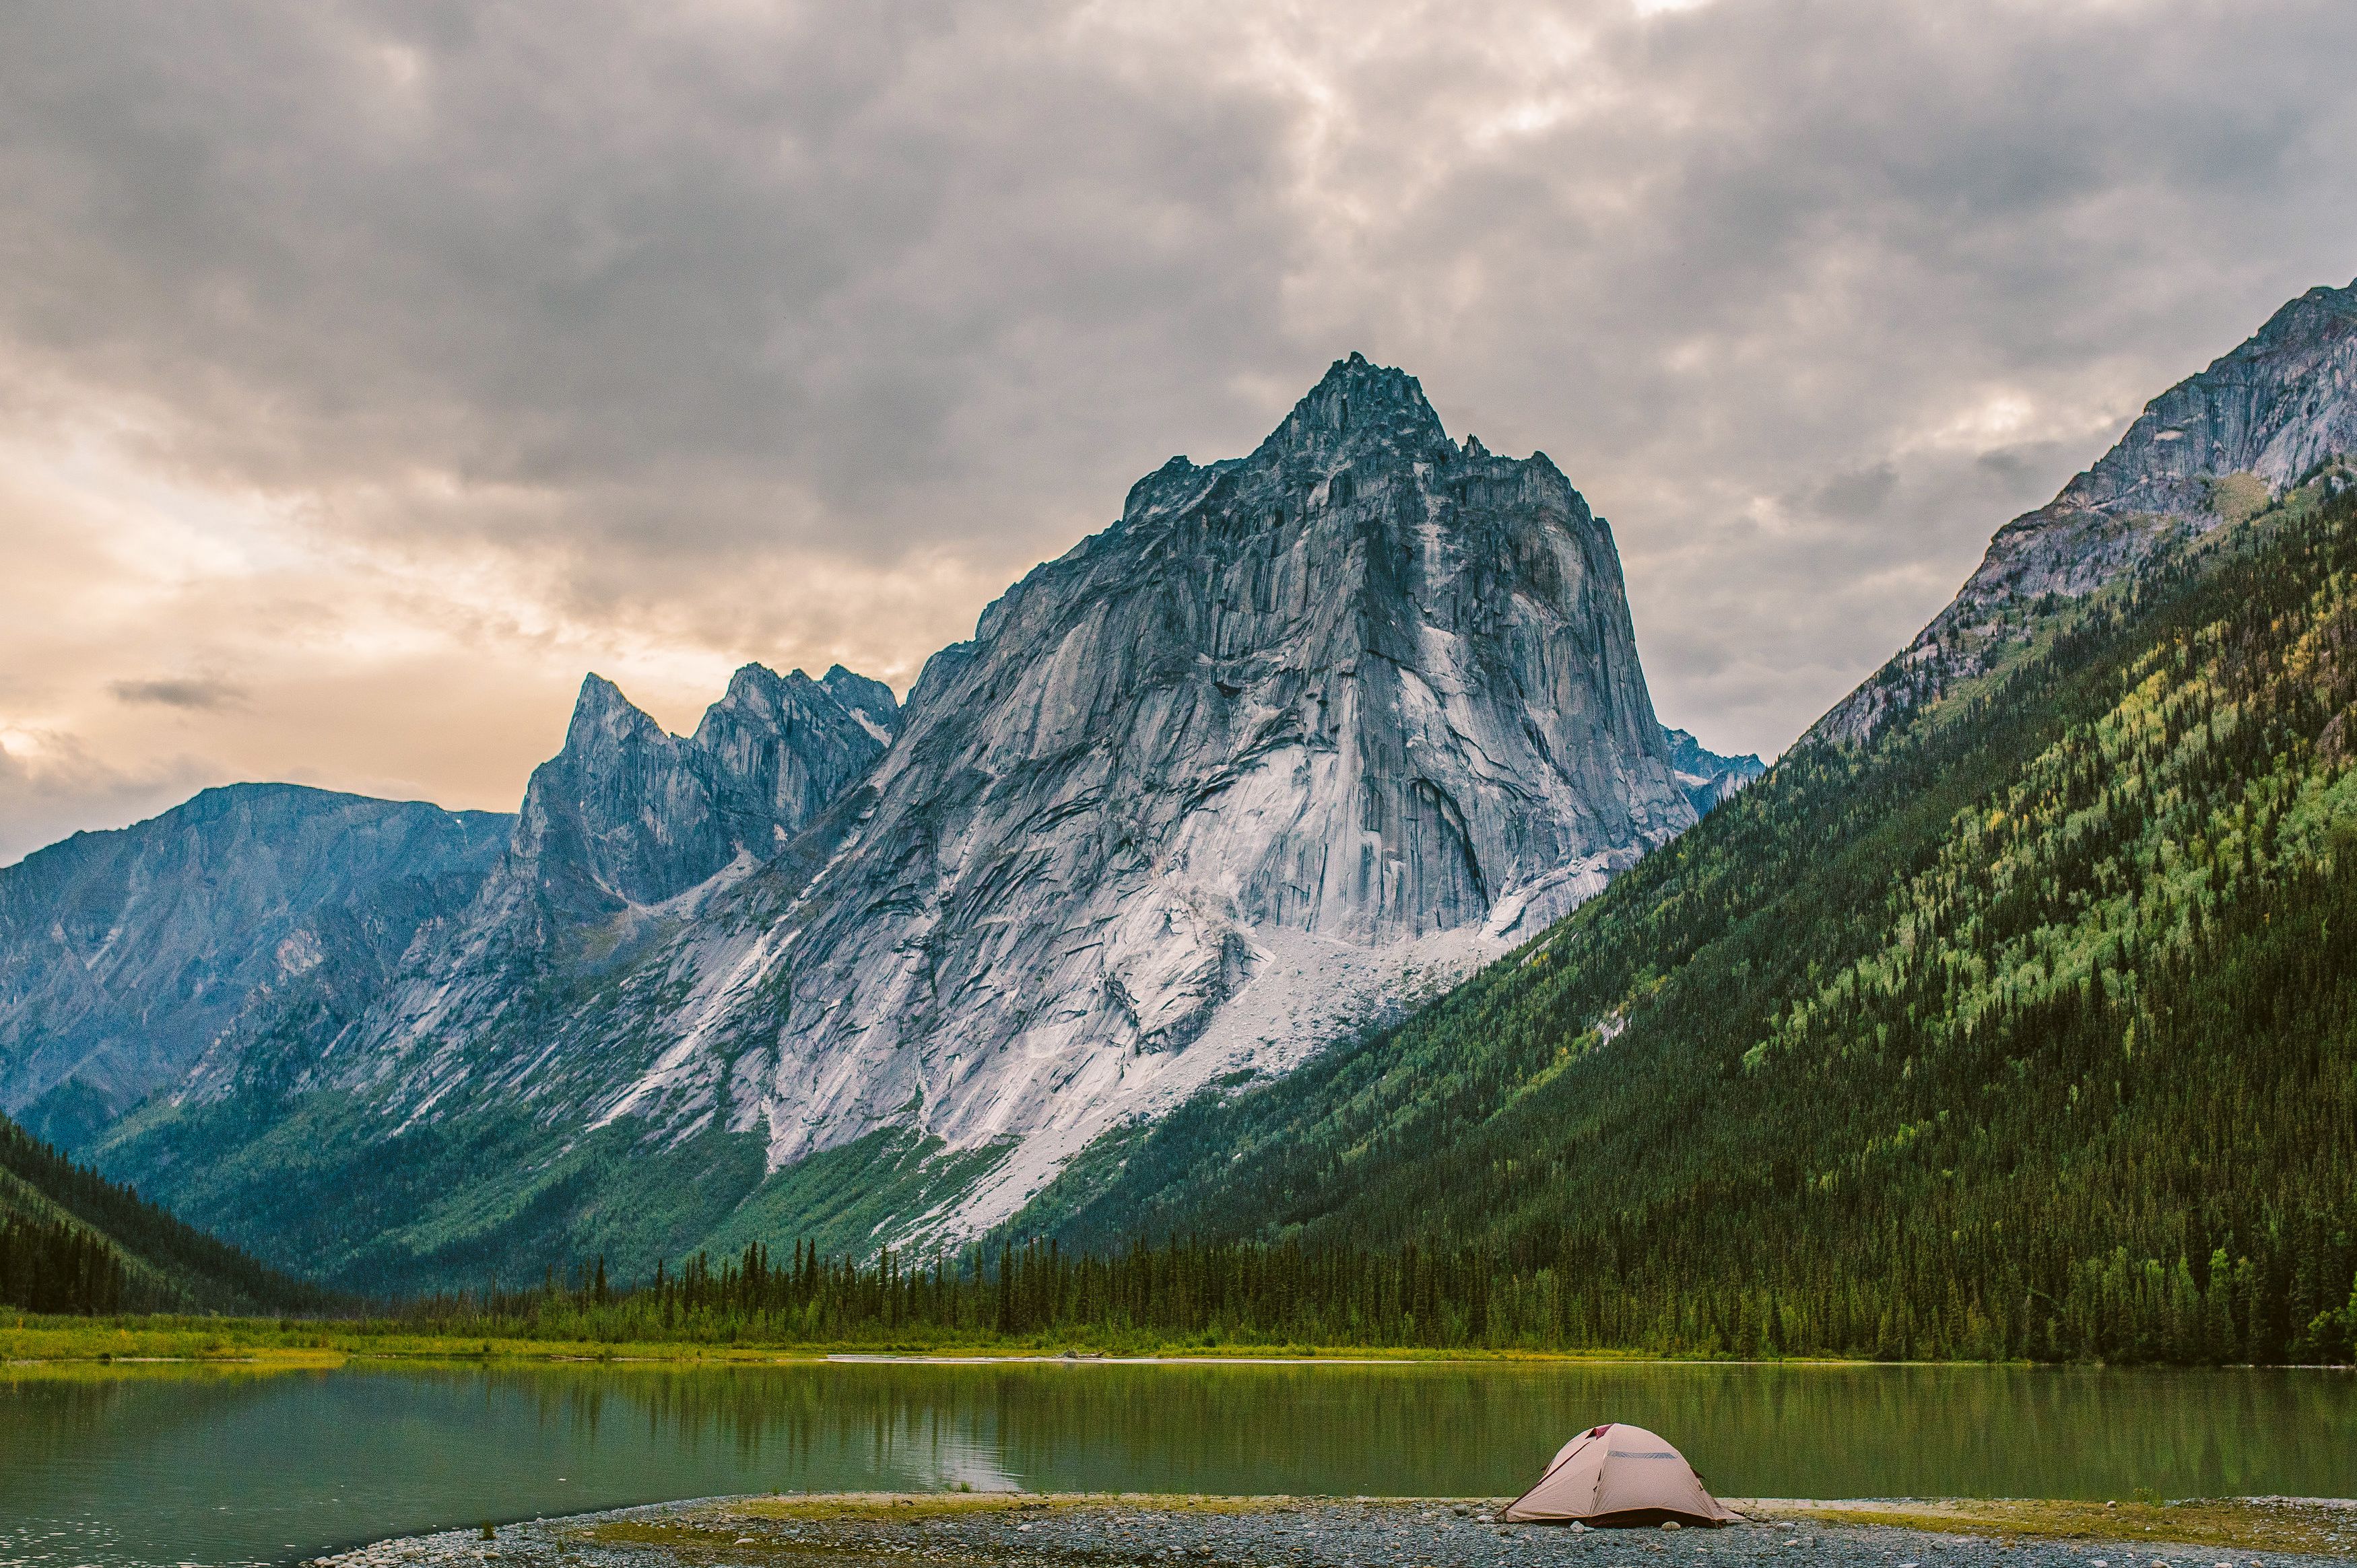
[76, 356, 1704, 1274]
[574, 353, 1694, 1231]
[176, 662, 901, 1112]
[1820, 279, 2357, 744]
[64, 288, 2357, 1279]
[501, 663, 899, 924]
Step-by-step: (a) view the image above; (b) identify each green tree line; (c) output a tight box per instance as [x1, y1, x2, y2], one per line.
[378, 1215, 2356, 1362]
[0, 1211, 126, 1314]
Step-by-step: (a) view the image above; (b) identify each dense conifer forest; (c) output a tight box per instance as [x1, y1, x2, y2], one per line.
[0, 1211, 125, 1314]
[0, 1114, 317, 1313]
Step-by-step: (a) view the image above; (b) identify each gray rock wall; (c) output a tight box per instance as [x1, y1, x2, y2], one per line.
[1663, 727, 1766, 815]
[55, 356, 1710, 1265]
[595, 354, 1696, 1229]
[506, 663, 899, 920]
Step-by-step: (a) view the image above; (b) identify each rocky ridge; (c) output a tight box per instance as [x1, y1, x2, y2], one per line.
[519, 662, 898, 916]
[0, 786, 510, 1147]
[0, 659, 898, 1182]
[172, 662, 900, 1116]
[1819, 278, 2357, 745]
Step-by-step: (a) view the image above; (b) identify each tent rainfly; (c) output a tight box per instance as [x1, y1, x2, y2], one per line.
[1501, 1423, 1741, 1528]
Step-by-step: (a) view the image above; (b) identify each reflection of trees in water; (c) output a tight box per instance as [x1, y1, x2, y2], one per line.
[933, 1362, 2357, 1501]
[395, 1363, 2357, 1501]
[0, 1367, 308, 1476]
[1700, 1363, 2357, 1499]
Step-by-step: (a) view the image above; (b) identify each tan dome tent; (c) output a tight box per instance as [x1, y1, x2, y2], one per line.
[1502, 1423, 1741, 1528]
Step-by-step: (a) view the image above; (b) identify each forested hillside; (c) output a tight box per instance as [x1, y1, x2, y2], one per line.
[0, 1112, 319, 1314]
[1016, 477, 2357, 1363]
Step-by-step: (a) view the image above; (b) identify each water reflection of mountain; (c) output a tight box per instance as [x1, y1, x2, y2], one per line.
[0, 1365, 302, 1476]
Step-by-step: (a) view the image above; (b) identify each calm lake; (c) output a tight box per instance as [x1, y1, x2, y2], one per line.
[1, 1359, 2350, 1568]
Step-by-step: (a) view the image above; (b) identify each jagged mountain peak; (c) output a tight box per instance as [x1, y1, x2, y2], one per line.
[1259, 351, 1449, 460]
[700, 662, 901, 751]
[2057, 275, 2357, 521]
[67, 361, 1702, 1283]
[718, 661, 793, 704]
[820, 663, 896, 710]
[2259, 277, 2357, 342]
[561, 663, 902, 761]
[564, 671, 662, 751]
[132, 654, 906, 1131]
[1234, 353, 1455, 485]
[818, 665, 901, 743]
[1661, 726, 1768, 817]
[624, 357, 1695, 1234]
[508, 661, 900, 914]
[704, 662, 820, 728]
[1119, 355, 1579, 537]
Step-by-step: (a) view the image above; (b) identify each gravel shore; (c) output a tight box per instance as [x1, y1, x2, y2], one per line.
[313, 1493, 2357, 1568]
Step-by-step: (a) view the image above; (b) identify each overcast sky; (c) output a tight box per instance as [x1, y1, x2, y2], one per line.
[4, 0, 2357, 861]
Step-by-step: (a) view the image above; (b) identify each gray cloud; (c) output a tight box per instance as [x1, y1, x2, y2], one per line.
[1810, 465, 1900, 522]
[109, 677, 248, 710]
[3, 0, 2356, 844]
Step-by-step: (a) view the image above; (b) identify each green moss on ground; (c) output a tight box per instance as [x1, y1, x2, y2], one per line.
[1750, 1496, 2355, 1555]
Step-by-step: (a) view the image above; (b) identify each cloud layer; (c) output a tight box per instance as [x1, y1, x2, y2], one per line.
[5, 0, 2357, 860]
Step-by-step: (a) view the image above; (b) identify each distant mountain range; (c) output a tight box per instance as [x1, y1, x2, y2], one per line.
[0, 786, 511, 1151]
[1663, 728, 1765, 815]
[1, 356, 1756, 1290]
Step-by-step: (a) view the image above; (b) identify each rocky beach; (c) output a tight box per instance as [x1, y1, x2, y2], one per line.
[312, 1494, 2357, 1568]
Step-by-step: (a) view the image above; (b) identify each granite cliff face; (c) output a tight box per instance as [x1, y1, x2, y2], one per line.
[170, 662, 900, 1116]
[82, 355, 1700, 1276]
[0, 786, 510, 1148]
[558, 353, 1694, 1232]
[1821, 279, 2357, 743]
[66, 292, 2357, 1279]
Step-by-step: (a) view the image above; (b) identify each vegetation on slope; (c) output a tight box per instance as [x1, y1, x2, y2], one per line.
[1009, 478, 2357, 1362]
[0, 1112, 321, 1314]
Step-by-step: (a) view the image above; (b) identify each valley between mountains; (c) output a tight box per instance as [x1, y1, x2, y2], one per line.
[5, 285, 2357, 1362]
